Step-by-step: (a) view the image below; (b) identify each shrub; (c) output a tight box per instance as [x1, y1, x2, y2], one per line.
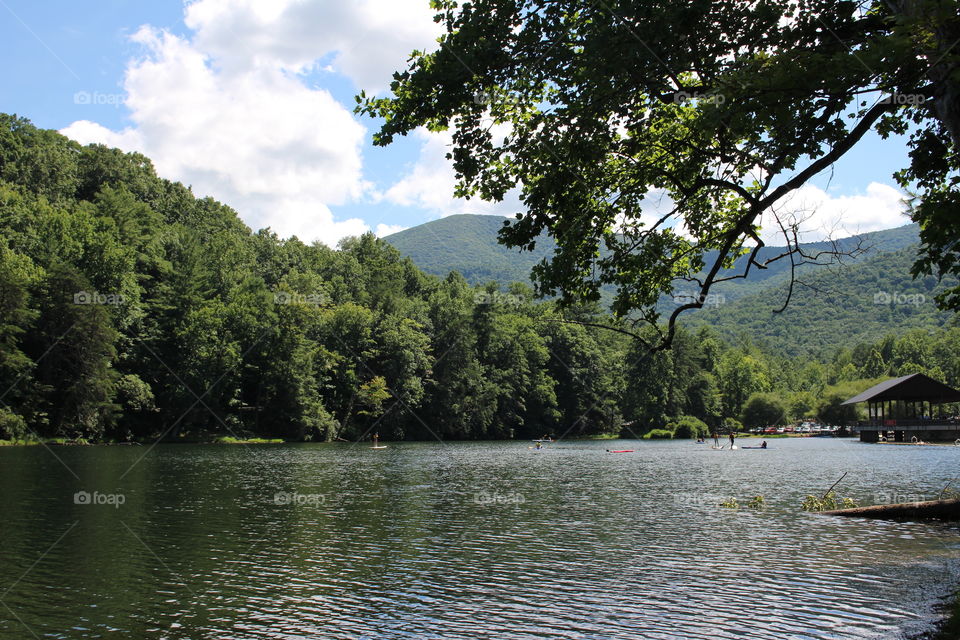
[0, 409, 28, 440]
[722, 417, 743, 434]
[670, 415, 709, 439]
[643, 428, 675, 439]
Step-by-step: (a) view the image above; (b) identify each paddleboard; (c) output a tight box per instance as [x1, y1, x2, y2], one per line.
[607, 449, 634, 453]
[371, 445, 388, 449]
[741, 446, 767, 449]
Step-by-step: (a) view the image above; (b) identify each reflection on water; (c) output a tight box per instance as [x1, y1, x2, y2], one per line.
[1, 438, 959, 639]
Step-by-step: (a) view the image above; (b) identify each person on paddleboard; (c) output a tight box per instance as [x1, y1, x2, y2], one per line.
[760, 440, 767, 449]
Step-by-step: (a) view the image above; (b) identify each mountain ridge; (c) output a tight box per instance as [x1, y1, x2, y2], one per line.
[383, 215, 940, 355]
[384, 213, 920, 294]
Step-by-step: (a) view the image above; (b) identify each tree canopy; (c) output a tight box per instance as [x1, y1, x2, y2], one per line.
[360, 0, 960, 347]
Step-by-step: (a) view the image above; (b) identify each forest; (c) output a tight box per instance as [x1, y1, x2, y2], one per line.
[1, 114, 958, 444]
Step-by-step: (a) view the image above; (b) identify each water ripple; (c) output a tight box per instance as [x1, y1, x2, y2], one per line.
[1, 439, 959, 639]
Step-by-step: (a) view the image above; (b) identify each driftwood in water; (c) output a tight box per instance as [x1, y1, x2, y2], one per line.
[820, 497, 960, 520]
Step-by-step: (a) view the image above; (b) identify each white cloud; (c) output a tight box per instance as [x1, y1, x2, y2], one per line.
[760, 182, 909, 245]
[61, 0, 441, 247]
[183, 0, 439, 92]
[375, 223, 408, 237]
[382, 128, 524, 217]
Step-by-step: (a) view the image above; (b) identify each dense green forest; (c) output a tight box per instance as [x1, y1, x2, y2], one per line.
[1, 114, 958, 444]
[686, 246, 958, 357]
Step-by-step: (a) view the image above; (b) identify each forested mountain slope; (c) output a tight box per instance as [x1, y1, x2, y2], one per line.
[385, 213, 919, 300]
[683, 246, 957, 357]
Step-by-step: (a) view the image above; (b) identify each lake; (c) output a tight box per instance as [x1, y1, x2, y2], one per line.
[1, 438, 959, 639]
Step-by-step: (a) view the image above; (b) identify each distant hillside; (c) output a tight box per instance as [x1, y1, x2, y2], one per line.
[682, 245, 958, 357]
[384, 215, 942, 354]
[384, 213, 920, 300]
[702, 224, 921, 302]
[384, 214, 551, 285]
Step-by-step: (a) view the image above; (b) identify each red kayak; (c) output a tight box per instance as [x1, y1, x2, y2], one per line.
[607, 449, 634, 453]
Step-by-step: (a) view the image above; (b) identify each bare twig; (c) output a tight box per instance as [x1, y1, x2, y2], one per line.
[939, 478, 957, 501]
[822, 472, 848, 501]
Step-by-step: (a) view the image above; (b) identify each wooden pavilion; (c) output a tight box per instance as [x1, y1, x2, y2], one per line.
[843, 373, 960, 442]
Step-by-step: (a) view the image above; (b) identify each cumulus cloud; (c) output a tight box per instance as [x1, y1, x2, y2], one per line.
[375, 223, 408, 237]
[61, 0, 440, 246]
[183, 0, 439, 92]
[760, 182, 909, 245]
[381, 128, 524, 217]
[56, 0, 910, 247]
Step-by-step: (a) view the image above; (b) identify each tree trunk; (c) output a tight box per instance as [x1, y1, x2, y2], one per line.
[820, 497, 960, 519]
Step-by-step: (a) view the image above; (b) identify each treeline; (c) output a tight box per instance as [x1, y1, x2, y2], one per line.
[0, 114, 957, 443]
[624, 325, 960, 436]
[0, 114, 625, 442]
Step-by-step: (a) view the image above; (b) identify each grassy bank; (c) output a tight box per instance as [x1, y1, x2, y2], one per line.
[0, 435, 287, 446]
[0, 437, 91, 446]
[213, 436, 285, 444]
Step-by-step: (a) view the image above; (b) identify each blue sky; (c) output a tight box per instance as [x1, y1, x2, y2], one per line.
[0, 0, 913, 246]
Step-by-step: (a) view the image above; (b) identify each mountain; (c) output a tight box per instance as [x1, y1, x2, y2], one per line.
[682, 245, 957, 357]
[384, 214, 551, 285]
[385, 214, 919, 295]
[384, 214, 920, 298]
[384, 215, 947, 355]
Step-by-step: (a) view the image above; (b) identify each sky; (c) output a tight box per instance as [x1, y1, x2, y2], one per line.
[0, 0, 914, 248]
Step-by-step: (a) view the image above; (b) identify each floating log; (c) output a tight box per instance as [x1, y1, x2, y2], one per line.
[820, 497, 960, 520]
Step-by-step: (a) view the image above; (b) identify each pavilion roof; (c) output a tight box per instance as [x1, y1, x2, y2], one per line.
[841, 373, 960, 405]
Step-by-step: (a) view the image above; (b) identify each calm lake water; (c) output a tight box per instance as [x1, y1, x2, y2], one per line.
[1, 438, 959, 639]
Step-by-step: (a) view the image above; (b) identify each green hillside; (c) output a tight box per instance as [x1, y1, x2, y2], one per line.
[683, 245, 958, 357]
[384, 215, 942, 354]
[384, 214, 553, 285]
[385, 213, 920, 300]
[1, 113, 957, 446]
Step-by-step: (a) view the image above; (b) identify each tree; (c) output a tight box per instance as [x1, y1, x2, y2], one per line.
[542, 315, 624, 436]
[361, 0, 960, 346]
[787, 391, 817, 420]
[669, 415, 709, 439]
[0, 246, 39, 426]
[30, 264, 119, 438]
[716, 351, 770, 419]
[420, 273, 497, 439]
[741, 393, 788, 430]
[685, 371, 722, 427]
[479, 310, 559, 438]
[817, 392, 860, 428]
